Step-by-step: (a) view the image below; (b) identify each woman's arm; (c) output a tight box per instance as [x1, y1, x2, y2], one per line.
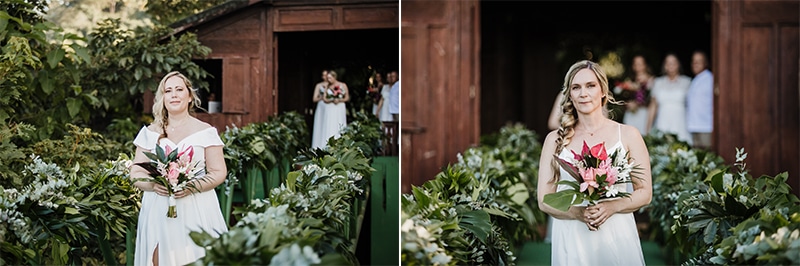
[376, 97, 384, 116]
[547, 93, 564, 131]
[537, 131, 589, 221]
[198, 145, 227, 192]
[130, 146, 155, 192]
[646, 97, 657, 133]
[312, 83, 323, 103]
[342, 84, 351, 102]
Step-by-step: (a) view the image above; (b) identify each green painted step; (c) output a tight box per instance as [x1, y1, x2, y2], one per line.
[514, 241, 668, 266]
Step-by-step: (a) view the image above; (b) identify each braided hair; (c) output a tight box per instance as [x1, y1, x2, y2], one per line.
[550, 60, 621, 182]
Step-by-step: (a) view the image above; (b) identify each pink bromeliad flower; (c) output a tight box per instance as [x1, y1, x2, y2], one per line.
[598, 159, 618, 185]
[579, 167, 599, 193]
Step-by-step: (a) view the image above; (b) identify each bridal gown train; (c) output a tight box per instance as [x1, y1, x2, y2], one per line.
[550, 127, 645, 265]
[132, 126, 229, 266]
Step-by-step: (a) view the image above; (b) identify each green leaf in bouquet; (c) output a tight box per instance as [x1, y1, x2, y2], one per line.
[155, 144, 166, 163]
[543, 188, 582, 212]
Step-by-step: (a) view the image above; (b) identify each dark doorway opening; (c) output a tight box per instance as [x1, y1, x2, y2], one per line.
[480, 0, 712, 139]
[277, 28, 399, 141]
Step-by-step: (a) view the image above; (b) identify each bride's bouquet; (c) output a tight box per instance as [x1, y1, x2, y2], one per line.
[134, 145, 207, 218]
[543, 141, 641, 212]
[325, 85, 345, 101]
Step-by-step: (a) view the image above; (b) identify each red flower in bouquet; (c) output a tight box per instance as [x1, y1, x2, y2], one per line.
[543, 141, 640, 212]
[326, 85, 345, 100]
[613, 79, 650, 107]
[367, 86, 381, 103]
[134, 145, 207, 218]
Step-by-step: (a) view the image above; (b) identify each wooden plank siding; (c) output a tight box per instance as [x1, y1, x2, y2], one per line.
[400, 0, 480, 193]
[713, 0, 800, 193]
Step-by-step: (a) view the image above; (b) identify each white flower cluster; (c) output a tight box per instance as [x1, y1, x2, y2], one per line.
[0, 155, 75, 244]
[732, 226, 800, 260]
[237, 204, 301, 239]
[269, 243, 321, 266]
[0, 190, 34, 244]
[401, 218, 452, 265]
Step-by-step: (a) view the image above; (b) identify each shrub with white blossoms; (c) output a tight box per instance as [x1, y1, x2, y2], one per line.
[192, 148, 371, 265]
[401, 217, 452, 265]
[270, 243, 322, 266]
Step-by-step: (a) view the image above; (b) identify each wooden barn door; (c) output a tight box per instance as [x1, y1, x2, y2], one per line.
[713, 0, 800, 193]
[401, 0, 480, 193]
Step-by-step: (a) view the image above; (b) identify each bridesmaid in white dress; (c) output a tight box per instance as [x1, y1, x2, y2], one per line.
[619, 55, 654, 135]
[376, 71, 395, 122]
[311, 70, 349, 149]
[130, 71, 228, 266]
[311, 70, 330, 149]
[538, 60, 652, 265]
[647, 53, 693, 145]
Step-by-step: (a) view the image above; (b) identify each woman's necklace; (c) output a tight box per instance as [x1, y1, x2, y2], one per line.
[168, 118, 188, 132]
[583, 122, 604, 136]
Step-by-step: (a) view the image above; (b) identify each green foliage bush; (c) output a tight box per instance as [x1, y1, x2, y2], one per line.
[401, 123, 544, 265]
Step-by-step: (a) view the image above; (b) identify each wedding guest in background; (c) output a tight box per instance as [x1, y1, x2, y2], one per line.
[388, 70, 400, 121]
[686, 50, 714, 150]
[369, 72, 385, 119]
[647, 53, 692, 145]
[130, 71, 228, 265]
[614, 55, 654, 135]
[547, 92, 565, 131]
[376, 72, 394, 122]
[538, 60, 651, 265]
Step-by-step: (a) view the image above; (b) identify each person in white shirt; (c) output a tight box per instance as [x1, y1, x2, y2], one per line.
[388, 70, 400, 121]
[686, 50, 714, 149]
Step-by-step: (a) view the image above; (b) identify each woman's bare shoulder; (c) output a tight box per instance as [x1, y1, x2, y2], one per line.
[146, 124, 162, 134]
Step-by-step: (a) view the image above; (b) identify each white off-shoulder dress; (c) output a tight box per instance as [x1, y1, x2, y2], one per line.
[550, 125, 645, 265]
[132, 126, 228, 266]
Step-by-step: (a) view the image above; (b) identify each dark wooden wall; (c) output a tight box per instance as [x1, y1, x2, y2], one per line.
[713, 0, 800, 193]
[401, 0, 480, 193]
[166, 0, 398, 133]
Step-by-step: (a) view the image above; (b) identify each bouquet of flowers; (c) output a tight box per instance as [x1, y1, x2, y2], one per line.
[325, 85, 346, 101]
[543, 141, 640, 212]
[134, 145, 207, 218]
[613, 78, 650, 107]
[367, 85, 382, 104]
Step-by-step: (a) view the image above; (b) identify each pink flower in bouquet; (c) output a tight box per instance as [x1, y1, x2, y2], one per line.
[167, 162, 180, 185]
[134, 145, 207, 218]
[544, 140, 641, 212]
[579, 167, 599, 193]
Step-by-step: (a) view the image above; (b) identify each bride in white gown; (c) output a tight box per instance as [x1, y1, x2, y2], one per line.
[537, 60, 652, 265]
[311, 70, 349, 149]
[130, 72, 228, 265]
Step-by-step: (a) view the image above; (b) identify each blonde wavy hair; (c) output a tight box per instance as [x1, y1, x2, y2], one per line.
[151, 71, 202, 139]
[550, 60, 621, 182]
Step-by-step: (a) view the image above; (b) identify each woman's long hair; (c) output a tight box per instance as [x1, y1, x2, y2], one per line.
[152, 71, 202, 140]
[550, 60, 620, 182]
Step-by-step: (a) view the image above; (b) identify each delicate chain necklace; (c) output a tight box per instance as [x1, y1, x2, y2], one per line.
[582, 122, 604, 136]
[168, 118, 188, 132]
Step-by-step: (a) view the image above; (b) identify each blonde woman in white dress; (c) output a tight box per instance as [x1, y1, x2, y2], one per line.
[130, 71, 228, 266]
[538, 60, 652, 265]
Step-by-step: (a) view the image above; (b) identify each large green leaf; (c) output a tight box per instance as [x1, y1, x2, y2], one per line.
[47, 48, 65, 69]
[65, 98, 81, 118]
[542, 189, 582, 212]
[459, 209, 492, 243]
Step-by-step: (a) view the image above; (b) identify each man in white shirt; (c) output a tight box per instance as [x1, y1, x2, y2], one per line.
[388, 71, 399, 121]
[686, 50, 713, 149]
